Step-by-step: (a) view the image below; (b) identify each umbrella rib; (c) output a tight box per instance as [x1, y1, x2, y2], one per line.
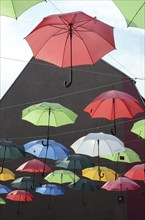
[61, 32, 70, 68]
[128, 2, 145, 27]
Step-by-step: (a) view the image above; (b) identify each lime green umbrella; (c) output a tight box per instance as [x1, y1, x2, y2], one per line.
[44, 170, 80, 184]
[131, 119, 145, 139]
[100, 147, 141, 163]
[113, 0, 145, 29]
[0, 0, 46, 19]
[0, 197, 6, 205]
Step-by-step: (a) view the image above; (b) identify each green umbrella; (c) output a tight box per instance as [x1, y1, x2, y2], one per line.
[131, 119, 145, 139]
[0, 0, 46, 19]
[44, 170, 80, 184]
[100, 147, 141, 163]
[0, 197, 6, 205]
[11, 176, 40, 190]
[113, 0, 145, 29]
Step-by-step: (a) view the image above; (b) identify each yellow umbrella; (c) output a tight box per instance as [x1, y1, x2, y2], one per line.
[0, 167, 15, 181]
[82, 166, 118, 182]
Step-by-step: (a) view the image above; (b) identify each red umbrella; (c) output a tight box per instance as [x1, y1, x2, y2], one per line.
[25, 11, 115, 87]
[84, 90, 144, 135]
[125, 163, 145, 181]
[16, 159, 52, 173]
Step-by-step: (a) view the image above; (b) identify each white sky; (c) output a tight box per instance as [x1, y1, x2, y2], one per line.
[0, 0, 145, 99]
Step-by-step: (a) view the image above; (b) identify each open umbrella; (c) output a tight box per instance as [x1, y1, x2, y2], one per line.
[24, 139, 69, 160]
[131, 119, 145, 139]
[0, 168, 15, 181]
[35, 184, 65, 209]
[102, 177, 140, 203]
[0, 184, 12, 194]
[125, 163, 145, 181]
[11, 176, 40, 190]
[0, 0, 46, 19]
[25, 11, 115, 87]
[84, 90, 144, 135]
[0, 197, 6, 205]
[0, 140, 25, 173]
[113, 0, 145, 29]
[69, 178, 98, 206]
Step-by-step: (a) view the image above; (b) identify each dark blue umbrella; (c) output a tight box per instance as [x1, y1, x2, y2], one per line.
[0, 184, 12, 194]
[24, 139, 69, 160]
[11, 176, 40, 190]
[35, 184, 65, 209]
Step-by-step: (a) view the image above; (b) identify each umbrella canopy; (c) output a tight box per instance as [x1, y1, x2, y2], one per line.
[0, 184, 12, 194]
[82, 166, 118, 182]
[45, 170, 80, 184]
[0, 168, 15, 181]
[24, 139, 69, 160]
[35, 184, 65, 195]
[101, 147, 141, 163]
[70, 132, 125, 157]
[84, 90, 144, 135]
[6, 190, 34, 202]
[131, 119, 145, 139]
[25, 11, 115, 86]
[113, 0, 145, 29]
[22, 102, 78, 126]
[102, 177, 140, 191]
[125, 163, 145, 181]
[0, 197, 6, 205]
[56, 154, 94, 170]
[16, 159, 52, 173]
[0, 0, 46, 19]
[11, 177, 40, 189]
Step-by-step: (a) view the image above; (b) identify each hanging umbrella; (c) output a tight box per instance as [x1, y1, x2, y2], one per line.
[102, 177, 140, 203]
[35, 184, 65, 209]
[0, 197, 6, 205]
[11, 176, 40, 190]
[131, 119, 145, 139]
[0, 168, 15, 181]
[113, 0, 145, 29]
[0, 0, 46, 19]
[24, 139, 69, 160]
[69, 178, 98, 206]
[0, 184, 12, 194]
[45, 170, 80, 184]
[0, 140, 25, 173]
[25, 11, 115, 87]
[84, 90, 144, 135]
[125, 163, 145, 181]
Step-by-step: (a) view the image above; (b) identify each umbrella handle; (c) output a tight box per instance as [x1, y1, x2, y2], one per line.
[42, 140, 47, 146]
[64, 67, 73, 87]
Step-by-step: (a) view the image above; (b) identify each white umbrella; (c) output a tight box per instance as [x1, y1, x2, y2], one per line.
[70, 132, 125, 157]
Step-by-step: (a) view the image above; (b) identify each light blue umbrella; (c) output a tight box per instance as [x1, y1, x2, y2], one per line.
[0, 184, 12, 194]
[35, 184, 65, 209]
[24, 139, 69, 160]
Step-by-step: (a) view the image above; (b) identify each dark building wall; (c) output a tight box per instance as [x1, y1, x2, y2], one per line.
[0, 58, 144, 220]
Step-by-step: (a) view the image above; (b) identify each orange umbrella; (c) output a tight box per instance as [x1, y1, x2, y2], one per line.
[125, 163, 145, 181]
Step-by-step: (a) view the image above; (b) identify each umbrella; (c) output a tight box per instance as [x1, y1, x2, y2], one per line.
[82, 166, 118, 182]
[24, 139, 69, 160]
[0, 184, 12, 194]
[0, 197, 6, 205]
[35, 184, 65, 209]
[25, 11, 115, 87]
[0, 140, 25, 173]
[102, 177, 140, 203]
[84, 90, 144, 135]
[45, 170, 80, 184]
[11, 176, 40, 190]
[69, 178, 98, 206]
[131, 119, 145, 139]
[125, 163, 145, 181]
[113, 0, 145, 29]
[0, 168, 15, 181]
[0, 0, 46, 19]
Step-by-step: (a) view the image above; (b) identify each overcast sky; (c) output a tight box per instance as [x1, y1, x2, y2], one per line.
[0, 0, 145, 99]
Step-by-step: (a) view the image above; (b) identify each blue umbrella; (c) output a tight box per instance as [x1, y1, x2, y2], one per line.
[35, 184, 65, 208]
[0, 184, 12, 194]
[24, 139, 69, 160]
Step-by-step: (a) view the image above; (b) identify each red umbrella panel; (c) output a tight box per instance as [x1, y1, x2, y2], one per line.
[25, 11, 115, 87]
[125, 163, 145, 181]
[6, 190, 34, 202]
[84, 90, 144, 135]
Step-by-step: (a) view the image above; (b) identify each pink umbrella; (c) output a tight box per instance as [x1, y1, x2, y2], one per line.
[125, 163, 145, 181]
